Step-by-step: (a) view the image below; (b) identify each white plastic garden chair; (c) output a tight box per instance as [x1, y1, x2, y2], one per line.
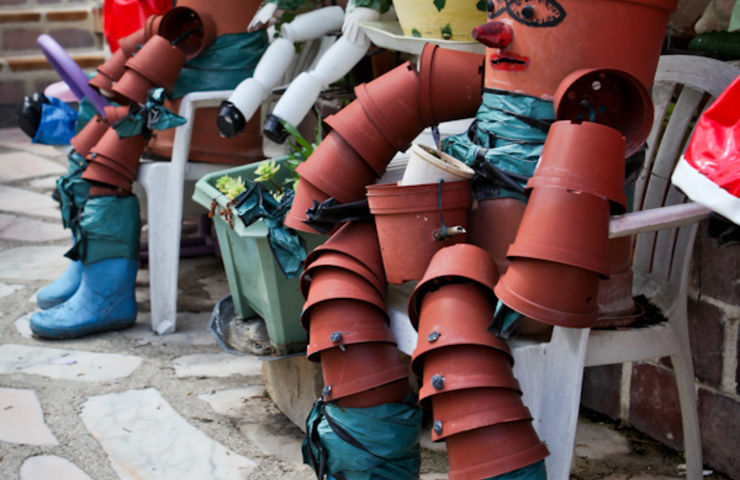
[136, 36, 337, 334]
[388, 54, 739, 480]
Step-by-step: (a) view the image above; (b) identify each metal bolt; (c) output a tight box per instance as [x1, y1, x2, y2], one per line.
[433, 420, 443, 435]
[431, 374, 445, 390]
[330, 331, 343, 343]
[427, 331, 440, 343]
[322, 385, 332, 397]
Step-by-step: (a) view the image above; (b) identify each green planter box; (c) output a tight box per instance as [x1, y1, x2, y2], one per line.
[193, 158, 324, 355]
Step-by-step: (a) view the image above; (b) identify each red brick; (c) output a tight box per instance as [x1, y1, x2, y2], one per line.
[3, 28, 44, 50]
[46, 10, 88, 22]
[0, 81, 25, 104]
[0, 0, 27, 5]
[37, 0, 64, 4]
[629, 362, 683, 451]
[691, 227, 740, 305]
[0, 12, 42, 23]
[581, 364, 622, 420]
[698, 388, 740, 478]
[687, 298, 725, 388]
[47, 28, 94, 48]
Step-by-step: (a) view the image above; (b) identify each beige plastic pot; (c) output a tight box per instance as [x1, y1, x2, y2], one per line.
[400, 144, 475, 186]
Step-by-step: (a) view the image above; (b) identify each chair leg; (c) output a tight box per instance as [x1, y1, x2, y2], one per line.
[670, 310, 703, 480]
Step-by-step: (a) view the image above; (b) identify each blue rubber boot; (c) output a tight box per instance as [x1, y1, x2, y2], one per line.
[36, 259, 82, 309]
[29, 257, 138, 339]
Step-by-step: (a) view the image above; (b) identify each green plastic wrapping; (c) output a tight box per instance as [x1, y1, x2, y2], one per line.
[56, 151, 90, 231]
[302, 399, 422, 480]
[113, 88, 186, 138]
[171, 31, 268, 99]
[75, 96, 99, 134]
[66, 195, 141, 264]
[442, 90, 555, 201]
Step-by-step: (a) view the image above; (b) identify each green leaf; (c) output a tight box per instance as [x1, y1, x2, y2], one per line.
[440, 23, 452, 40]
[433, 0, 445, 12]
[411, 28, 422, 38]
[476, 0, 487, 11]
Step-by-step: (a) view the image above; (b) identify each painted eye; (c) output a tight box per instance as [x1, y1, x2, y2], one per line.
[506, 0, 566, 27]
[490, 0, 508, 18]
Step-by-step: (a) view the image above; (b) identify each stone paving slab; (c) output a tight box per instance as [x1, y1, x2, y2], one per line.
[0, 213, 66, 242]
[80, 388, 257, 480]
[574, 419, 631, 460]
[0, 151, 66, 182]
[28, 176, 60, 191]
[0, 387, 58, 446]
[20, 455, 92, 480]
[198, 386, 266, 417]
[0, 282, 23, 299]
[0, 246, 70, 281]
[14, 312, 34, 338]
[173, 352, 262, 378]
[0, 129, 67, 158]
[0, 344, 142, 382]
[0, 184, 62, 219]
[121, 312, 215, 347]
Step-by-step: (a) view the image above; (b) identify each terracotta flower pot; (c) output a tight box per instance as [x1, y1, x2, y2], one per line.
[506, 186, 611, 276]
[494, 256, 600, 328]
[482, 0, 677, 100]
[431, 387, 527, 439]
[145, 14, 163, 39]
[354, 62, 424, 153]
[301, 252, 386, 301]
[175, 0, 260, 36]
[366, 181, 472, 284]
[90, 48, 128, 93]
[296, 133, 378, 204]
[445, 421, 549, 480]
[418, 345, 519, 406]
[111, 67, 157, 104]
[283, 177, 331, 235]
[325, 106, 397, 178]
[103, 105, 130, 126]
[301, 267, 387, 326]
[88, 153, 135, 180]
[526, 120, 627, 211]
[158, 6, 216, 60]
[319, 342, 409, 402]
[118, 27, 146, 56]
[90, 128, 147, 173]
[336, 377, 410, 408]
[468, 197, 526, 276]
[407, 243, 498, 327]
[304, 220, 386, 286]
[123, 35, 186, 90]
[553, 68, 652, 158]
[418, 44, 484, 126]
[306, 298, 394, 360]
[81, 161, 133, 192]
[70, 114, 108, 157]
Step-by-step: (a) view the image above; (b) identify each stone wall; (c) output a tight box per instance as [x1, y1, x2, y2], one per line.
[0, 0, 103, 127]
[582, 222, 740, 479]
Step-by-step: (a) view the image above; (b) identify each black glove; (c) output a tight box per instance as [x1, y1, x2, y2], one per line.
[18, 92, 50, 139]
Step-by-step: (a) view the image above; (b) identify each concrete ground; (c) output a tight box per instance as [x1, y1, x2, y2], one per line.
[0, 127, 726, 480]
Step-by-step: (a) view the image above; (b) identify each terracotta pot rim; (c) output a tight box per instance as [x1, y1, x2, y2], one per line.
[419, 373, 521, 403]
[81, 162, 132, 191]
[295, 149, 376, 204]
[323, 363, 409, 401]
[302, 256, 386, 301]
[507, 243, 610, 277]
[526, 175, 627, 213]
[158, 6, 217, 60]
[366, 181, 472, 213]
[307, 327, 396, 361]
[111, 68, 154, 104]
[432, 405, 533, 440]
[356, 83, 410, 153]
[447, 442, 550, 480]
[324, 112, 396, 178]
[302, 295, 388, 330]
[412, 337, 513, 377]
[88, 153, 136, 179]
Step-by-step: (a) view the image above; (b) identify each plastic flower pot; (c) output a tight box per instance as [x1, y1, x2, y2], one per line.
[482, 0, 678, 100]
[304, 220, 386, 287]
[81, 160, 133, 192]
[88, 152, 136, 180]
[122, 34, 186, 92]
[400, 144, 475, 186]
[431, 388, 527, 439]
[175, 0, 261, 36]
[366, 180, 472, 284]
[355, 62, 424, 153]
[407, 243, 499, 327]
[296, 133, 378, 204]
[336, 378, 410, 408]
[305, 298, 394, 360]
[118, 27, 146, 56]
[103, 105, 130, 126]
[526, 120, 627, 211]
[325, 108, 397, 178]
[158, 6, 216, 60]
[418, 44, 484, 126]
[506, 186, 611, 276]
[145, 14, 163, 39]
[468, 197, 526, 276]
[90, 48, 128, 93]
[418, 345, 519, 406]
[319, 342, 409, 402]
[301, 267, 387, 322]
[553, 68, 652, 158]
[392, 0, 487, 41]
[111, 67, 157, 104]
[70, 114, 109, 157]
[301, 252, 386, 301]
[90, 128, 147, 174]
[411, 283, 510, 377]
[192, 159, 325, 354]
[494, 256, 600, 328]
[445, 421, 549, 480]
[283, 176, 331, 235]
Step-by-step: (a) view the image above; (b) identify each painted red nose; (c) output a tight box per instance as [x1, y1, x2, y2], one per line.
[471, 21, 513, 49]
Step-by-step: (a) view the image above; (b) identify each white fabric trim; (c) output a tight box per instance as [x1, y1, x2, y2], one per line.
[671, 155, 740, 225]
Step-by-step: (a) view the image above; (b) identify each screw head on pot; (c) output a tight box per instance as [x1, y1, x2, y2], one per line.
[330, 331, 343, 343]
[322, 385, 332, 397]
[431, 374, 445, 390]
[433, 420, 443, 435]
[427, 331, 441, 343]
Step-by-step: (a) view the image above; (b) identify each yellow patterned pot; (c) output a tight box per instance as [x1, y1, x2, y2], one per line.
[392, 0, 487, 41]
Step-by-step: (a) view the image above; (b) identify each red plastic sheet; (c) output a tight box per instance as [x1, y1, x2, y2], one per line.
[103, 0, 171, 52]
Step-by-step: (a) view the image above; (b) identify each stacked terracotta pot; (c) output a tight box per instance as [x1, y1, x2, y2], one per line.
[409, 244, 548, 478]
[286, 44, 484, 234]
[300, 221, 410, 407]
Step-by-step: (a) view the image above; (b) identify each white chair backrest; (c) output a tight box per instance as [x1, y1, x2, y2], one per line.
[631, 55, 739, 307]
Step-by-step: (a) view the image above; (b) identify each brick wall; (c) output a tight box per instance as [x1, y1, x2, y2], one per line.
[0, 0, 104, 127]
[582, 221, 740, 479]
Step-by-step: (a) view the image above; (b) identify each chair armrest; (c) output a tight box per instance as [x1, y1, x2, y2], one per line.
[175, 90, 234, 116]
[608, 202, 711, 238]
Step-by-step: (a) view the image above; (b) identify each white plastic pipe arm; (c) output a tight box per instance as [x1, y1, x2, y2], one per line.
[248, 2, 279, 32]
[342, 6, 380, 44]
[608, 202, 711, 238]
[280, 5, 345, 42]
